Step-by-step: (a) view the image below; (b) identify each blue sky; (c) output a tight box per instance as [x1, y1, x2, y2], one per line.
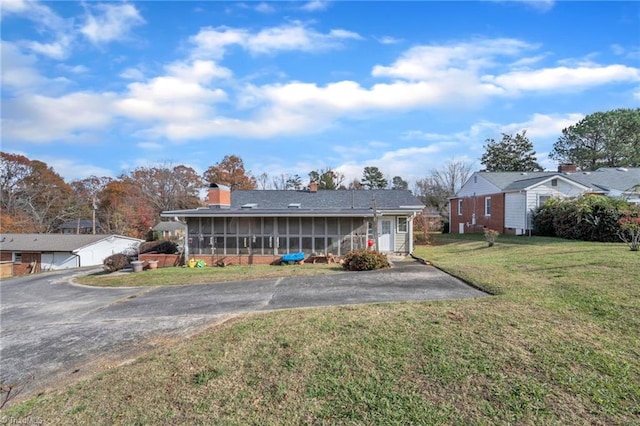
[2, 0, 639, 187]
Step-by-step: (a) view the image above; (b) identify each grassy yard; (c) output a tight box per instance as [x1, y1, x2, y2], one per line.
[76, 263, 343, 287]
[4, 235, 639, 424]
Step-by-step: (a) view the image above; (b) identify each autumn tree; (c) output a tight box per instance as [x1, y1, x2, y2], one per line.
[347, 179, 363, 190]
[0, 153, 76, 233]
[481, 131, 542, 172]
[98, 179, 156, 239]
[550, 108, 640, 170]
[203, 155, 257, 191]
[391, 176, 408, 190]
[130, 163, 203, 213]
[309, 167, 344, 190]
[361, 166, 388, 189]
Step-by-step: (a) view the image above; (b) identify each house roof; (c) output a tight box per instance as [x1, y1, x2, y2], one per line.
[0, 234, 143, 252]
[469, 168, 640, 195]
[162, 189, 424, 217]
[152, 221, 187, 232]
[59, 219, 99, 229]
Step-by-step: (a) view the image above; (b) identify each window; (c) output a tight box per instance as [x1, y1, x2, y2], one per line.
[551, 178, 558, 187]
[458, 199, 463, 216]
[14, 252, 22, 264]
[484, 197, 491, 216]
[397, 217, 408, 233]
[538, 195, 551, 207]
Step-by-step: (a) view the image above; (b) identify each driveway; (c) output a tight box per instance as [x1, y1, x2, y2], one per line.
[0, 262, 486, 400]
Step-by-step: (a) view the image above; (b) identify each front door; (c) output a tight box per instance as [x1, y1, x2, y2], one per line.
[459, 222, 465, 234]
[379, 219, 393, 252]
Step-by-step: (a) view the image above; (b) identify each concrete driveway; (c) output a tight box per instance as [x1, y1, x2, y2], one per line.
[0, 262, 486, 399]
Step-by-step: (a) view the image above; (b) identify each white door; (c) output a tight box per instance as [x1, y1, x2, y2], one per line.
[379, 219, 393, 252]
[459, 223, 465, 234]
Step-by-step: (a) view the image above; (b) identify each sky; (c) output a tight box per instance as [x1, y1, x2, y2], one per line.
[1, 0, 639, 189]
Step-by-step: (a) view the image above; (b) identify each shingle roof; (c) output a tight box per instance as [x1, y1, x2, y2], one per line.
[152, 222, 187, 232]
[162, 189, 424, 217]
[475, 168, 640, 193]
[59, 219, 98, 229]
[0, 234, 141, 252]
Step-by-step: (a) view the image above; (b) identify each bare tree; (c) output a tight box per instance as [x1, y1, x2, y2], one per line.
[432, 159, 474, 195]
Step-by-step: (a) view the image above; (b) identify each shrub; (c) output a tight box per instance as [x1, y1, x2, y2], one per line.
[618, 215, 640, 251]
[103, 253, 129, 273]
[342, 249, 390, 271]
[139, 240, 179, 254]
[484, 229, 499, 247]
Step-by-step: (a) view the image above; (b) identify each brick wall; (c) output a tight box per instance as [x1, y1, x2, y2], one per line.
[450, 193, 505, 234]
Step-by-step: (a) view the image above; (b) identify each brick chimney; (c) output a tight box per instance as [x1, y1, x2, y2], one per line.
[309, 182, 318, 193]
[208, 183, 231, 208]
[558, 164, 577, 173]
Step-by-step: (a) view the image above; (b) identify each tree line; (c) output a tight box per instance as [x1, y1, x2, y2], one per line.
[0, 154, 411, 238]
[2, 108, 636, 238]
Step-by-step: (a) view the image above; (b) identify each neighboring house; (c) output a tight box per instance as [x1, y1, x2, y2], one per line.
[58, 219, 101, 234]
[0, 234, 144, 277]
[152, 221, 187, 240]
[160, 183, 424, 264]
[449, 165, 640, 235]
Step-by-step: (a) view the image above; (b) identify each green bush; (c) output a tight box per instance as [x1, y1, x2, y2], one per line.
[103, 253, 129, 273]
[533, 195, 635, 242]
[342, 249, 390, 271]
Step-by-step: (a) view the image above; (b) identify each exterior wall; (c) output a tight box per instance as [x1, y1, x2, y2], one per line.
[186, 216, 375, 257]
[504, 192, 527, 234]
[76, 237, 141, 267]
[0, 252, 41, 276]
[456, 174, 502, 197]
[393, 216, 411, 253]
[450, 193, 505, 234]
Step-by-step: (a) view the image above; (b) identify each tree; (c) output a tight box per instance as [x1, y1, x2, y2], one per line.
[347, 178, 363, 190]
[130, 163, 202, 213]
[361, 166, 388, 189]
[432, 159, 474, 195]
[0, 154, 76, 233]
[415, 160, 474, 214]
[203, 155, 257, 191]
[480, 131, 542, 172]
[308, 167, 344, 190]
[550, 108, 640, 170]
[391, 176, 408, 190]
[257, 172, 270, 190]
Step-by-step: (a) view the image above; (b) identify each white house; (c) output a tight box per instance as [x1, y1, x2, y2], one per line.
[0, 234, 144, 277]
[449, 166, 640, 235]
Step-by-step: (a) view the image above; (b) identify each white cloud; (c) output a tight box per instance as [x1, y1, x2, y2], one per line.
[376, 36, 403, 45]
[300, 1, 329, 12]
[499, 113, 584, 139]
[3, 92, 116, 142]
[41, 157, 114, 181]
[80, 3, 145, 44]
[120, 67, 145, 80]
[483, 65, 640, 93]
[190, 22, 362, 58]
[57, 64, 90, 74]
[255, 2, 275, 13]
[0, 41, 45, 90]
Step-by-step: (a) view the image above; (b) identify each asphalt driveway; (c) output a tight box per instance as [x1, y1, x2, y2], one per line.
[0, 261, 486, 400]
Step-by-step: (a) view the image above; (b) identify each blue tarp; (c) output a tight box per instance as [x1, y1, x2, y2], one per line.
[281, 252, 305, 263]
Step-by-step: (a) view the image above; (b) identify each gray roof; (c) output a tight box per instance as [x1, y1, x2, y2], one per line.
[475, 168, 640, 194]
[59, 219, 99, 229]
[0, 234, 142, 252]
[162, 189, 424, 217]
[152, 221, 187, 232]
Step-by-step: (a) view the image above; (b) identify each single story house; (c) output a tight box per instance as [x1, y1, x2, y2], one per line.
[152, 221, 187, 240]
[449, 166, 640, 235]
[58, 219, 101, 234]
[160, 183, 424, 265]
[0, 234, 144, 277]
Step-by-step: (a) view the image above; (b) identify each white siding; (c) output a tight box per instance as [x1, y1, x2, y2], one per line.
[504, 193, 526, 231]
[456, 174, 501, 197]
[76, 237, 141, 267]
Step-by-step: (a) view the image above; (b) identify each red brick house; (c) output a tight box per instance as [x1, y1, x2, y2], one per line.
[449, 166, 640, 235]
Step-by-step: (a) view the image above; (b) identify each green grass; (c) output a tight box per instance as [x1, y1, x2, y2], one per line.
[4, 234, 640, 424]
[76, 263, 343, 287]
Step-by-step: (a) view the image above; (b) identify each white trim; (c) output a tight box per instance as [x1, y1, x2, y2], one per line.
[484, 197, 492, 216]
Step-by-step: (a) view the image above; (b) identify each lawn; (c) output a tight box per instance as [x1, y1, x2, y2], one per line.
[4, 234, 639, 424]
[76, 263, 343, 287]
